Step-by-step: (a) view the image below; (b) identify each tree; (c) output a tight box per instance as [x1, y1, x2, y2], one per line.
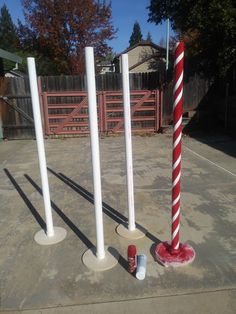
[0, 4, 21, 74]
[129, 21, 143, 47]
[0, 4, 19, 51]
[19, 0, 116, 75]
[148, 0, 236, 78]
[146, 31, 152, 42]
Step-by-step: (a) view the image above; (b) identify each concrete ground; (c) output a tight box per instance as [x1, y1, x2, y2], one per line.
[0, 133, 236, 313]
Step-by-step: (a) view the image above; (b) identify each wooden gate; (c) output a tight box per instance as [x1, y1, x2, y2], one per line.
[101, 90, 160, 133]
[41, 91, 89, 135]
[41, 89, 161, 136]
[0, 77, 35, 139]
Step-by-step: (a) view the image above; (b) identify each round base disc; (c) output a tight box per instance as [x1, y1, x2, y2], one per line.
[34, 227, 67, 245]
[155, 241, 195, 267]
[82, 246, 119, 272]
[116, 224, 146, 239]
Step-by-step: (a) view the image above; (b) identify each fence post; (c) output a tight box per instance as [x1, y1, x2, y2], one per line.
[98, 92, 104, 134]
[154, 90, 159, 132]
[0, 98, 3, 140]
[102, 91, 107, 133]
[42, 92, 50, 135]
[37, 76, 45, 136]
[159, 88, 163, 129]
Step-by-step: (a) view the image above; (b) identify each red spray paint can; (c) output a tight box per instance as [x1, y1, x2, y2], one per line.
[128, 245, 137, 273]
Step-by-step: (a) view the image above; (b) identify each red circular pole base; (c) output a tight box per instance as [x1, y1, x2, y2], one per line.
[155, 241, 195, 267]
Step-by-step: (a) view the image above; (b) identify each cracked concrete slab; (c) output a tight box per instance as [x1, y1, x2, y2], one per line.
[0, 134, 235, 313]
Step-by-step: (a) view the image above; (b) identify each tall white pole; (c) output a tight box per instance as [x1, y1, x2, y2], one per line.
[121, 54, 136, 231]
[166, 18, 170, 71]
[27, 57, 54, 237]
[85, 47, 105, 260]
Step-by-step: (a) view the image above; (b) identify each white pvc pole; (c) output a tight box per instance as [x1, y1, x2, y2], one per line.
[166, 18, 170, 71]
[27, 57, 54, 237]
[85, 47, 105, 260]
[121, 54, 136, 231]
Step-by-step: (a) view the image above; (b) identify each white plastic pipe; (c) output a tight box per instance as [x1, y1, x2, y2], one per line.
[121, 54, 136, 231]
[27, 57, 54, 237]
[166, 18, 170, 71]
[85, 47, 105, 259]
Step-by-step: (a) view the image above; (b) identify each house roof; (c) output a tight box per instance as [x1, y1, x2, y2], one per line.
[5, 69, 26, 78]
[0, 49, 22, 64]
[115, 40, 166, 58]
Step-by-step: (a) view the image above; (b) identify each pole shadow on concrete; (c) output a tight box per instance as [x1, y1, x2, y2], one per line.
[24, 174, 94, 250]
[47, 168, 161, 246]
[4, 169, 46, 231]
[24, 174, 129, 273]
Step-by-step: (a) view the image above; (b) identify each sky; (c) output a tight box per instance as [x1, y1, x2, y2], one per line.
[0, 0, 174, 54]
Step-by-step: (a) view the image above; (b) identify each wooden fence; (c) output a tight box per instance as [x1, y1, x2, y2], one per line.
[162, 74, 211, 124]
[0, 72, 162, 139]
[40, 71, 162, 92]
[0, 77, 34, 139]
[0, 72, 210, 139]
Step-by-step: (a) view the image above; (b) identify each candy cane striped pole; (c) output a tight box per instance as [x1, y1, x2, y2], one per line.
[154, 42, 195, 267]
[171, 41, 184, 251]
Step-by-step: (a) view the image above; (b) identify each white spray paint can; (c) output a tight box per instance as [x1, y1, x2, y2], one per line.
[136, 254, 147, 280]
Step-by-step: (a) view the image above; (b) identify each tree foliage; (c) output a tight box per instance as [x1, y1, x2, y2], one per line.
[0, 4, 19, 51]
[148, 0, 236, 78]
[19, 0, 116, 74]
[0, 4, 21, 74]
[129, 21, 143, 47]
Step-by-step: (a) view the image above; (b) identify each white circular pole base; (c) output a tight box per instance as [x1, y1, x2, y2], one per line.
[82, 246, 118, 272]
[34, 227, 67, 245]
[116, 223, 146, 239]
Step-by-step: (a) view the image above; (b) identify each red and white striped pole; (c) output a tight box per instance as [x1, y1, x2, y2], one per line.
[171, 41, 184, 252]
[155, 42, 195, 267]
